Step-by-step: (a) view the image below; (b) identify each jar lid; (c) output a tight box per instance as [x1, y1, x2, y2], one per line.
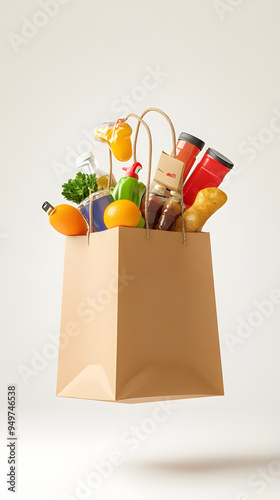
[153, 184, 168, 196]
[170, 190, 181, 199]
[206, 148, 234, 169]
[75, 151, 94, 167]
[178, 133, 205, 151]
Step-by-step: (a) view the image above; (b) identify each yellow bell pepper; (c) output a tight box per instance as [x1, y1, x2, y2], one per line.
[94, 119, 132, 162]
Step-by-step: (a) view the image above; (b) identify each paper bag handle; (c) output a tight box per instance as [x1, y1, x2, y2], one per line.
[129, 107, 186, 245]
[95, 108, 186, 245]
[123, 113, 153, 239]
[133, 107, 177, 160]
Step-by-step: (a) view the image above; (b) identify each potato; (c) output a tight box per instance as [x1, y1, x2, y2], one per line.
[173, 187, 227, 232]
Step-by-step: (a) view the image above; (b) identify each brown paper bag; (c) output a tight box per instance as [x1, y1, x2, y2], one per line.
[57, 108, 224, 403]
[56, 227, 224, 403]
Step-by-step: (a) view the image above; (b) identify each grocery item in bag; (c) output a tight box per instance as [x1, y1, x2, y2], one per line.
[183, 148, 233, 208]
[111, 162, 146, 208]
[61, 172, 98, 205]
[156, 191, 182, 231]
[140, 183, 169, 228]
[42, 202, 88, 235]
[79, 191, 113, 232]
[153, 152, 185, 192]
[174, 187, 227, 232]
[104, 200, 141, 229]
[75, 151, 116, 190]
[94, 119, 133, 162]
[173, 132, 205, 182]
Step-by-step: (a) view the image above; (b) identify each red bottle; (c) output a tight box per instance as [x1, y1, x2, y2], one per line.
[183, 148, 234, 208]
[173, 132, 205, 182]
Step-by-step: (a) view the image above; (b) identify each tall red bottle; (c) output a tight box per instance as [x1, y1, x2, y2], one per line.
[173, 132, 205, 182]
[183, 148, 234, 208]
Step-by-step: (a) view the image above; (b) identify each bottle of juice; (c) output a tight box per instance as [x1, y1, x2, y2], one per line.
[141, 184, 169, 229]
[75, 151, 116, 190]
[42, 201, 88, 235]
[183, 148, 233, 208]
[156, 191, 182, 231]
[173, 132, 205, 182]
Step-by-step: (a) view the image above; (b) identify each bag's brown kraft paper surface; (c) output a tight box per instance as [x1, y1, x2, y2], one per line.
[56, 227, 224, 404]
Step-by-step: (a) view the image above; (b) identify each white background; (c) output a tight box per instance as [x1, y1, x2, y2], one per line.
[1, 0, 280, 499]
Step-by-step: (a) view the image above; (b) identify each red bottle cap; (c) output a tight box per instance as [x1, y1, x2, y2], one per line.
[122, 162, 142, 179]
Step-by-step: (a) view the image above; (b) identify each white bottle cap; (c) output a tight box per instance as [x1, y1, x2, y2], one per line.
[75, 151, 94, 167]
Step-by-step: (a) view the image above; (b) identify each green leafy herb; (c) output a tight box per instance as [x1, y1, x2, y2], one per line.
[61, 172, 98, 204]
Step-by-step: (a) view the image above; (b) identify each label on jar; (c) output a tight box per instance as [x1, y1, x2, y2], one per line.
[153, 152, 185, 191]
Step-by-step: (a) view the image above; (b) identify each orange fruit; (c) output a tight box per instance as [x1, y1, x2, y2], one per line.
[50, 204, 88, 235]
[104, 200, 140, 229]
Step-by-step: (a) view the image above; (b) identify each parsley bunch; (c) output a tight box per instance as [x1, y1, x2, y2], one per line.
[61, 172, 98, 204]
